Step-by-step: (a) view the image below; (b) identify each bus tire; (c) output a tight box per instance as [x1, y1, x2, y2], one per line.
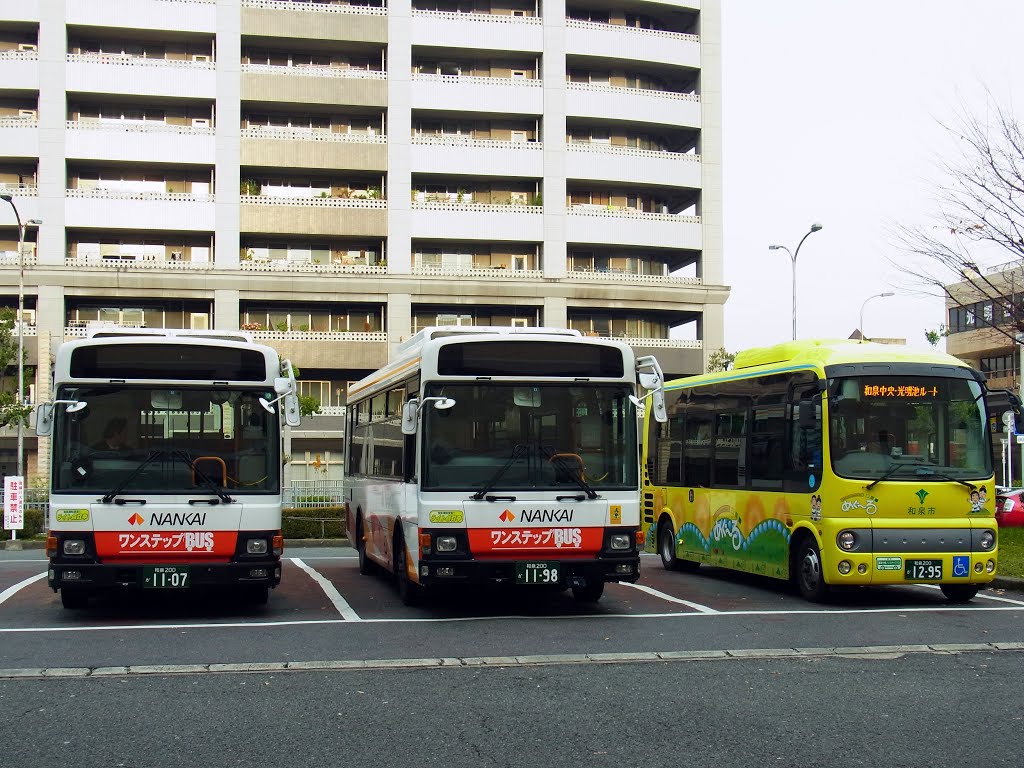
[792, 535, 830, 602]
[393, 532, 424, 607]
[940, 584, 979, 603]
[356, 514, 373, 576]
[571, 580, 604, 602]
[658, 519, 681, 571]
[60, 588, 89, 610]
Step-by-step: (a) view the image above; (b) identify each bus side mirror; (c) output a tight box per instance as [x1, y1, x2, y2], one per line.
[402, 400, 419, 435]
[35, 403, 54, 436]
[799, 400, 818, 428]
[283, 394, 301, 427]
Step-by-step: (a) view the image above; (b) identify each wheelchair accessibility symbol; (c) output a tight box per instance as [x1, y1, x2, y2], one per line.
[952, 556, 970, 578]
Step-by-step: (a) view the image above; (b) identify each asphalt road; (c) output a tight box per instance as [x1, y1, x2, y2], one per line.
[1, 548, 1022, 767]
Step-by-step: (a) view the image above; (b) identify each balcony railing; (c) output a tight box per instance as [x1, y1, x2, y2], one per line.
[64, 256, 216, 270]
[566, 19, 699, 43]
[249, 330, 387, 342]
[567, 206, 701, 224]
[0, 184, 37, 196]
[0, 251, 38, 266]
[67, 188, 215, 202]
[0, 50, 39, 62]
[412, 9, 540, 25]
[412, 134, 541, 150]
[67, 119, 216, 136]
[578, 336, 702, 349]
[241, 63, 386, 80]
[567, 143, 700, 163]
[567, 81, 699, 102]
[66, 53, 217, 71]
[0, 116, 38, 129]
[412, 73, 542, 88]
[411, 200, 542, 213]
[239, 261, 386, 274]
[242, 126, 386, 143]
[243, 0, 386, 15]
[567, 269, 702, 285]
[241, 195, 385, 208]
[411, 266, 543, 279]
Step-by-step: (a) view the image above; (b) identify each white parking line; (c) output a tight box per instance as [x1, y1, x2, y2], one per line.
[619, 581, 719, 613]
[0, 572, 47, 606]
[914, 583, 1024, 606]
[290, 557, 362, 621]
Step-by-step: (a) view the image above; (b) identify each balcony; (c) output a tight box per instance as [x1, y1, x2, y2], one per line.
[240, 196, 387, 237]
[241, 126, 387, 171]
[411, 74, 543, 115]
[242, 0, 387, 44]
[66, 54, 217, 99]
[0, 116, 38, 158]
[241, 64, 387, 107]
[412, 10, 543, 52]
[0, 250, 38, 268]
[66, 0, 217, 33]
[0, 50, 39, 91]
[566, 269, 702, 287]
[411, 200, 543, 241]
[410, 265, 544, 280]
[66, 120, 216, 164]
[411, 135, 542, 176]
[567, 83, 700, 128]
[64, 255, 215, 271]
[239, 260, 387, 275]
[566, 206, 702, 249]
[65, 189, 217, 231]
[566, 144, 701, 187]
[249, 329, 389, 371]
[566, 20, 699, 68]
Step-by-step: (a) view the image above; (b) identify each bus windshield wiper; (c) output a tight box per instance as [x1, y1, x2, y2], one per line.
[866, 461, 977, 491]
[101, 450, 165, 503]
[472, 444, 528, 501]
[172, 450, 234, 504]
[540, 446, 598, 499]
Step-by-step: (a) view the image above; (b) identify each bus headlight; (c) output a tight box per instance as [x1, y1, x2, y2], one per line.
[609, 534, 631, 550]
[63, 539, 86, 555]
[246, 538, 269, 555]
[837, 560, 852, 575]
[435, 536, 457, 552]
[837, 531, 857, 551]
[986, 560, 996, 573]
[979, 531, 995, 551]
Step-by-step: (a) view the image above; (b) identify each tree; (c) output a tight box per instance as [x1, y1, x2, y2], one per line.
[285, 363, 322, 418]
[0, 308, 32, 430]
[890, 95, 1024, 345]
[924, 324, 949, 348]
[706, 347, 735, 373]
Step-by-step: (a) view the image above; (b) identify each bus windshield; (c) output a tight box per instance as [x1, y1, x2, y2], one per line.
[421, 383, 638, 492]
[51, 384, 280, 495]
[828, 375, 991, 481]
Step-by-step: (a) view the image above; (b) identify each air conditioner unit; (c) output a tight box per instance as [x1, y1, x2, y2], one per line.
[18, 109, 37, 119]
[192, 54, 211, 62]
[18, 43, 37, 52]
[170, 250, 183, 260]
[192, 118, 210, 128]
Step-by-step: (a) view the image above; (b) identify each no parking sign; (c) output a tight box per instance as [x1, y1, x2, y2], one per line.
[3, 475, 24, 530]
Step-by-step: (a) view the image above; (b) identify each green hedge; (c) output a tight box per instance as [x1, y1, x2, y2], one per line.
[281, 505, 348, 539]
[2, 508, 46, 538]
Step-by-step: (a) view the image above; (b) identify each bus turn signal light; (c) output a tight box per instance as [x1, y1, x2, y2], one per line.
[46, 535, 57, 558]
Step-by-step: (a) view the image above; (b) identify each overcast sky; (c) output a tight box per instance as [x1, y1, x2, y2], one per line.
[719, 1, 1024, 353]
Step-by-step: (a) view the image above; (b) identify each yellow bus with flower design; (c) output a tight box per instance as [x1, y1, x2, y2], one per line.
[641, 339, 1019, 602]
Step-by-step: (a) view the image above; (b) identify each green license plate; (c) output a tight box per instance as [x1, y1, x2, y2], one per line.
[515, 561, 560, 585]
[143, 565, 191, 589]
[904, 559, 942, 580]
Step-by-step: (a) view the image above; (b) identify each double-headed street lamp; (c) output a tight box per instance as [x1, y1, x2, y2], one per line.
[769, 222, 823, 340]
[1, 192, 41, 486]
[859, 291, 895, 342]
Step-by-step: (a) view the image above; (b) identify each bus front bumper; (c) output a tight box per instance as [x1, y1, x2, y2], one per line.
[416, 555, 640, 587]
[47, 560, 282, 592]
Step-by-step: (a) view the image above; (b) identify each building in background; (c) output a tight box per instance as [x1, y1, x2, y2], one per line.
[0, 0, 726, 486]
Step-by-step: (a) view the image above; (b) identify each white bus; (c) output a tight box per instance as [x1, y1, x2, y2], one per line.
[37, 329, 301, 609]
[344, 326, 666, 605]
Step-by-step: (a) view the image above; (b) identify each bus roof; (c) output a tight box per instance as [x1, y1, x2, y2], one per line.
[667, 339, 977, 391]
[85, 327, 255, 343]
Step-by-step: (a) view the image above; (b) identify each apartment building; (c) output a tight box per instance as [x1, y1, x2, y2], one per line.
[0, 0, 726, 485]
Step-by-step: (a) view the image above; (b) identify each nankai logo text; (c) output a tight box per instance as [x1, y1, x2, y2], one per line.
[498, 509, 575, 523]
[127, 512, 208, 526]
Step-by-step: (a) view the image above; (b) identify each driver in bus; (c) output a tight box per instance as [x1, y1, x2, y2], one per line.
[92, 418, 131, 452]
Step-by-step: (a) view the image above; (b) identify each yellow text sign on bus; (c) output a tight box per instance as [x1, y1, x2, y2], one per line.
[610, 505, 622, 525]
[429, 510, 464, 524]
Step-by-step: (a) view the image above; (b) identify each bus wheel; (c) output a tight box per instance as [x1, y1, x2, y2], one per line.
[940, 584, 979, 603]
[793, 536, 829, 602]
[60, 588, 89, 610]
[658, 520, 680, 571]
[356, 515, 373, 576]
[571, 580, 604, 603]
[394, 535, 424, 607]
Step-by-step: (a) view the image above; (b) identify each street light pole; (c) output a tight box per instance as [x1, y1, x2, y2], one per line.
[1, 193, 41, 495]
[858, 291, 895, 342]
[769, 223, 823, 340]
